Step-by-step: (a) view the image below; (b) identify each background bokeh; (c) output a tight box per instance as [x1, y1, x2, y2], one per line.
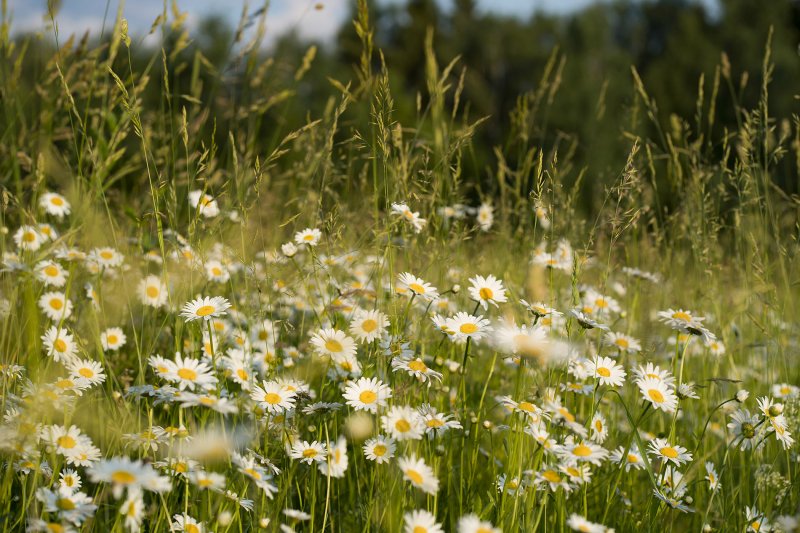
[6, 0, 800, 213]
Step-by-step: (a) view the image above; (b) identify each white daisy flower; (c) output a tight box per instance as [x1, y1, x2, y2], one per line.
[343, 377, 392, 413]
[14, 225, 44, 251]
[294, 228, 322, 246]
[588, 356, 626, 387]
[39, 192, 71, 218]
[289, 440, 327, 465]
[468, 274, 507, 309]
[100, 327, 126, 351]
[391, 202, 427, 233]
[397, 272, 439, 300]
[348, 309, 389, 343]
[180, 296, 231, 322]
[38, 291, 73, 321]
[636, 376, 678, 413]
[363, 436, 396, 464]
[35, 260, 67, 287]
[403, 509, 443, 533]
[250, 380, 297, 414]
[310, 328, 357, 359]
[381, 405, 425, 441]
[138, 275, 168, 308]
[188, 190, 220, 218]
[397, 455, 439, 494]
[41, 326, 79, 364]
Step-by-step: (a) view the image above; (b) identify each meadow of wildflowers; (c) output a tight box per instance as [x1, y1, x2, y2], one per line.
[1, 3, 799, 532]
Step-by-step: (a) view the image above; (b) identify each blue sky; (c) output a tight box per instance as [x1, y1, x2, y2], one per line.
[8, 0, 719, 43]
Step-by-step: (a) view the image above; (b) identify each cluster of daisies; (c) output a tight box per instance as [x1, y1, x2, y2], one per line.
[0, 192, 798, 532]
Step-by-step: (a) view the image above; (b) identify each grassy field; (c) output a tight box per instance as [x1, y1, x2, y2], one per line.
[1, 2, 799, 532]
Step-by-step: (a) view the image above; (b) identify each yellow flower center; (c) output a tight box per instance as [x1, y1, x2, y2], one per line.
[615, 338, 629, 348]
[672, 311, 691, 322]
[597, 367, 611, 377]
[408, 283, 425, 294]
[479, 287, 494, 300]
[244, 467, 261, 480]
[111, 470, 135, 484]
[572, 444, 592, 457]
[395, 419, 411, 433]
[56, 497, 75, 511]
[407, 359, 427, 372]
[542, 470, 561, 483]
[325, 339, 343, 353]
[413, 527, 428, 533]
[195, 305, 215, 317]
[648, 389, 665, 403]
[146, 286, 159, 298]
[660, 446, 679, 459]
[627, 454, 639, 463]
[57, 436, 76, 449]
[359, 390, 377, 404]
[264, 393, 282, 405]
[427, 419, 444, 428]
[303, 448, 318, 458]
[23, 231, 36, 242]
[405, 469, 423, 484]
[460, 323, 478, 334]
[212, 267, 222, 276]
[49, 298, 63, 310]
[373, 444, 387, 456]
[107, 334, 118, 345]
[44, 265, 59, 277]
[185, 524, 200, 533]
[237, 369, 249, 381]
[558, 408, 575, 423]
[518, 401, 535, 412]
[54, 339, 67, 352]
[361, 319, 378, 333]
[100, 251, 114, 260]
[177, 368, 198, 381]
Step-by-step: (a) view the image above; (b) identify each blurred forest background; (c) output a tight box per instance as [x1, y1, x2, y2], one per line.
[6, 0, 800, 217]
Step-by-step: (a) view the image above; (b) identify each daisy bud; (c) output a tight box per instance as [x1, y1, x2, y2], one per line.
[281, 242, 298, 258]
[452, 284, 461, 294]
[482, 420, 492, 429]
[736, 390, 749, 403]
[259, 518, 271, 528]
[769, 404, 784, 417]
[0, 226, 7, 234]
[218, 511, 232, 526]
[344, 412, 373, 441]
